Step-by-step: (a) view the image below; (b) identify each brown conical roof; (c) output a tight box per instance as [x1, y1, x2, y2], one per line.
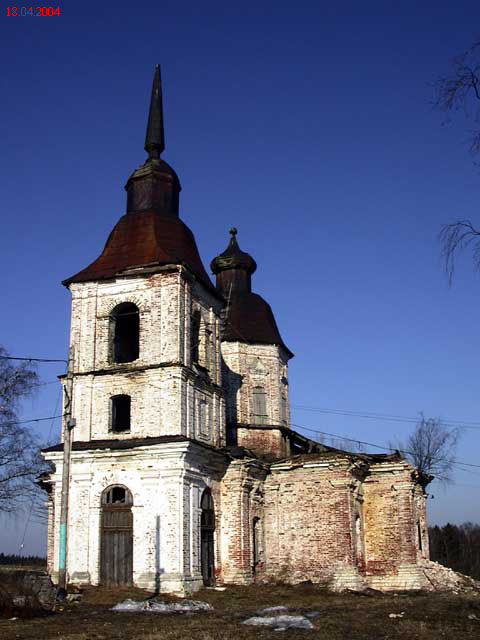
[63, 209, 216, 293]
[223, 291, 293, 358]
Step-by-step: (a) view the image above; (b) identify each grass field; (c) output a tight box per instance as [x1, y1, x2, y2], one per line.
[1, 582, 480, 640]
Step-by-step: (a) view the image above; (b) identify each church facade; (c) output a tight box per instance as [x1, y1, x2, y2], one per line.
[42, 67, 430, 594]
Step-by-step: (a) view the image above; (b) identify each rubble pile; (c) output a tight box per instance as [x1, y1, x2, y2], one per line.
[420, 560, 480, 593]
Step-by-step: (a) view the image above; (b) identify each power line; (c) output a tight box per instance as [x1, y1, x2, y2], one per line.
[290, 422, 480, 470]
[1, 414, 64, 428]
[46, 388, 63, 444]
[0, 356, 67, 364]
[292, 404, 480, 430]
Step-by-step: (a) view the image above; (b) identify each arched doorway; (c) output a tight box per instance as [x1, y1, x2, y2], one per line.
[201, 489, 215, 586]
[100, 485, 133, 586]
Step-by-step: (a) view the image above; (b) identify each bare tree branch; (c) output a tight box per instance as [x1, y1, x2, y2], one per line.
[434, 40, 480, 125]
[394, 414, 461, 486]
[439, 219, 480, 285]
[0, 346, 48, 513]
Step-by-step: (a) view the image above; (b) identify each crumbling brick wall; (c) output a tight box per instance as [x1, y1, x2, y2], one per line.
[235, 426, 288, 460]
[363, 462, 418, 577]
[218, 459, 267, 584]
[261, 457, 358, 584]
[219, 454, 428, 590]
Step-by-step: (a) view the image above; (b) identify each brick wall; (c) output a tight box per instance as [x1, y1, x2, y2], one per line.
[216, 454, 428, 591]
[221, 341, 290, 458]
[261, 457, 358, 585]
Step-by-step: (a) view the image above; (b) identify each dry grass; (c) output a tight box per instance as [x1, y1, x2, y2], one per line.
[0, 583, 479, 639]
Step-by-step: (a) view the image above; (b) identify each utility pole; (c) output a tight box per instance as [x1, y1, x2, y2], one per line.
[58, 345, 75, 596]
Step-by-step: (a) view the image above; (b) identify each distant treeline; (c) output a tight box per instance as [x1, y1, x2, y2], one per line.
[0, 553, 46, 567]
[429, 523, 480, 580]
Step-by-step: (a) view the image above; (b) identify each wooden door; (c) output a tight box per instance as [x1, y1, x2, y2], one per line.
[100, 486, 133, 587]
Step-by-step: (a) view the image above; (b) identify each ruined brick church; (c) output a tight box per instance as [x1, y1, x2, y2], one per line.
[42, 67, 430, 594]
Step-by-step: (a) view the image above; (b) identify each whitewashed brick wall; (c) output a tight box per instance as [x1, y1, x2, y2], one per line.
[66, 268, 225, 447]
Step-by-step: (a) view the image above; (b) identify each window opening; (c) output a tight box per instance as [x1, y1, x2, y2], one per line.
[281, 393, 288, 425]
[201, 489, 215, 586]
[111, 395, 131, 432]
[102, 485, 133, 506]
[110, 302, 139, 364]
[253, 517, 261, 574]
[417, 521, 423, 552]
[191, 310, 200, 364]
[201, 490, 215, 529]
[252, 386, 267, 424]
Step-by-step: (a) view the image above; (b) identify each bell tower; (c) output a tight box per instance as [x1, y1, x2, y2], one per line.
[62, 65, 225, 447]
[43, 67, 227, 594]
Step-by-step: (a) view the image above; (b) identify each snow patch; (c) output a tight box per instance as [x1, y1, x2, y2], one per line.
[112, 599, 212, 613]
[243, 615, 314, 630]
[257, 606, 289, 614]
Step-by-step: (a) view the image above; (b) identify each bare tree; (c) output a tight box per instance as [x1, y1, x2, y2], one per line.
[396, 415, 461, 485]
[439, 219, 480, 285]
[435, 38, 480, 282]
[0, 346, 45, 513]
[434, 38, 480, 154]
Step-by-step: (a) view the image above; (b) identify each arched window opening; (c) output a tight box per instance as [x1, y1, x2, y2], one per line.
[354, 513, 365, 566]
[111, 395, 131, 433]
[110, 302, 139, 364]
[252, 517, 261, 574]
[417, 521, 423, 552]
[203, 325, 211, 369]
[252, 386, 267, 425]
[201, 489, 215, 586]
[191, 310, 200, 364]
[197, 395, 210, 436]
[102, 485, 133, 506]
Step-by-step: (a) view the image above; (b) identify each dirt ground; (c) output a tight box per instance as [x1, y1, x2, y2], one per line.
[1, 583, 480, 640]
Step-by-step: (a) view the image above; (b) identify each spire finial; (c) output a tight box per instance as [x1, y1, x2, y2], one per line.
[144, 64, 165, 161]
[229, 227, 237, 237]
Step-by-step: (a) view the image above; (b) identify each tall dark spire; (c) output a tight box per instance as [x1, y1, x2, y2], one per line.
[144, 64, 165, 161]
[125, 65, 181, 216]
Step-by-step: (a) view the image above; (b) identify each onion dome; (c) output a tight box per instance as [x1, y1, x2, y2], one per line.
[211, 229, 293, 358]
[211, 228, 257, 293]
[63, 65, 216, 295]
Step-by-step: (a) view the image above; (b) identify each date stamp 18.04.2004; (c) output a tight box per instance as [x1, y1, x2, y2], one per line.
[7, 7, 60, 16]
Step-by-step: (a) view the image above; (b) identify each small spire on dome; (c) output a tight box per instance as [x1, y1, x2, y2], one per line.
[144, 64, 165, 161]
[229, 227, 237, 237]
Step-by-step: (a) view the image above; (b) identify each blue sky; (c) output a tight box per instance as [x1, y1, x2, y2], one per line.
[1, 1, 480, 555]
